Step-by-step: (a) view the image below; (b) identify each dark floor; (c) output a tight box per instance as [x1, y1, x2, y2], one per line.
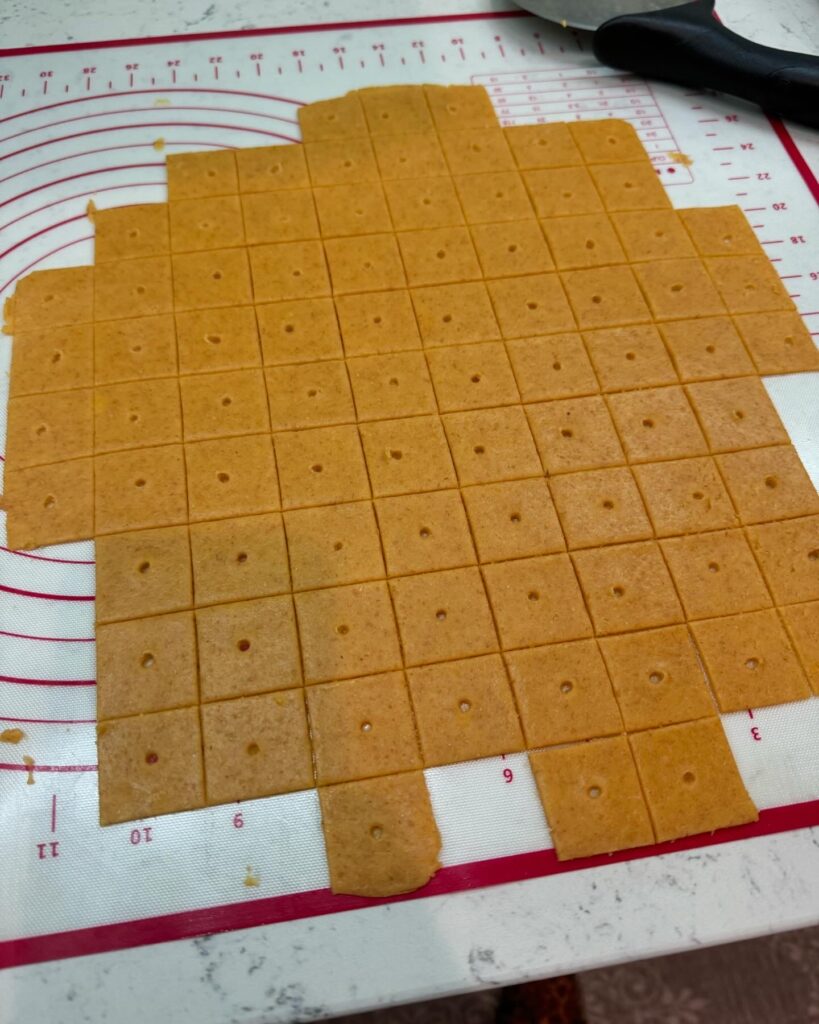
[333, 925, 819, 1023]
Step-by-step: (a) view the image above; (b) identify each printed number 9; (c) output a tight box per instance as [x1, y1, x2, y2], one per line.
[503, 768, 514, 784]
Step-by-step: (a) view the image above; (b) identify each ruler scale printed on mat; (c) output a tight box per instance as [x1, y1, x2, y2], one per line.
[1, 13, 819, 969]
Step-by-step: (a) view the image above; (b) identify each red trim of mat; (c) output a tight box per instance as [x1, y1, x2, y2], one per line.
[0, 11, 529, 57]
[767, 115, 819, 205]
[2, 798, 818, 969]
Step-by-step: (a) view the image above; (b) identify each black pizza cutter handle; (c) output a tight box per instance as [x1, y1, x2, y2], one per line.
[593, 0, 819, 129]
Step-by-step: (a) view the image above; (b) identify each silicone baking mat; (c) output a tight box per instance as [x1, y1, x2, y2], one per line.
[1, 10, 818, 970]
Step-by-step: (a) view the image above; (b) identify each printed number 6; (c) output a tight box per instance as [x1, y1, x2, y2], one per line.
[233, 812, 244, 828]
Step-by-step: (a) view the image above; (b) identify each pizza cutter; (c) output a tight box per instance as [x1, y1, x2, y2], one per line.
[512, 0, 819, 128]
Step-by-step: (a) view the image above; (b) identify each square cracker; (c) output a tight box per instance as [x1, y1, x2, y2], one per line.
[522, 167, 603, 219]
[95, 525, 192, 624]
[318, 771, 440, 898]
[633, 259, 725, 321]
[307, 672, 422, 785]
[397, 227, 481, 288]
[94, 203, 170, 263]
[550, 466, 652, 550]
[453, 171, 534, 225]
[659, 316, 755, 382]
[470, 219, 554, 279]
[97, 707, 205, 825]
[443, 406, 542, 486]
[274, 424, 370, 509]
[375, 489, 475, 576]
[526, 395, 624, 475]
[438, 128, 514, 174]
[359, 416, 456, 497]
[661, 529, 772, 620]
[295, 581, 402, 684]
[371, 132, 449, 181]
[190, 513, 290, 606]
[678, 205, 763, 257]
[610, 209, 696, 262]
[461, 478, 565, 563]
[583, 325, 677, 393]
[284, 501, 385, 591]
[529, 736, 654, 861]
[169, 195, 245, 252]
[96, 612, 198, 720]
[540, 213, 626, 271]
[589, 161, 670, 212]
[315, 182, 393, 237]
[733, 311, 819, 375]
[633, 456, 738, 536]
[172, 248, 252, 311]
[486, 274, 576, 339]
[94, 377, 181, 454]
[426, 341, 520, 412]
[235, 144, 310, 193]
[265, 361, 355, 430]
[716, 445, 819, 525]
[166, 150, 237, 200]
[360, 85, 434, 135]
[425, 84, 498, 131]
[196, 595, 302, 701]
[630, 719, 757, 843]
[569, 119, 647, 164]
[94, 444, 188, 535]
[94, 315, 177, 384]
[506, 639, 622, 747]
[324, 233, 406, 294]
[389, 566, 498, 666]
[482, 553, 592, 650]
[504, 123, 583, 170]
[506, 332, 599, 402]
[175, 306, 260, 375]
[257, 297, 342, 364]
[179, 368, 269, 441]
[562, 265, 651, 330]
[691, 609, 810, 711]
[304, 137, 378, 187]
[407, 655, 524, 766]
[599, 625, 715, 732]
[298, 93, 368, 142]
[9, 267, 93, 331]
[607, 385, 707, 463]
[687, 377, 788, 453]
[5, 389, 93, 469]
[201, 690, 313, 804]
[572, 541, 683, 636]
[410, 281, 500, 348]
[95, 256, 173, 320]
[4, 459, 93, 552]
[185, 434, 280, 521]
[747, 516, 819, 605]
[335, 290, 421, 356]
[382, 177, 463, 232]
[240, 189, 319, 245]
[248, 240, 329, 303]
[347, 351, 437, 421]
[780, 602, 819, 694]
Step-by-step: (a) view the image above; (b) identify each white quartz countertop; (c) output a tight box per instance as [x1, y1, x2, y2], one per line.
[1, 2, 818, 1022]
